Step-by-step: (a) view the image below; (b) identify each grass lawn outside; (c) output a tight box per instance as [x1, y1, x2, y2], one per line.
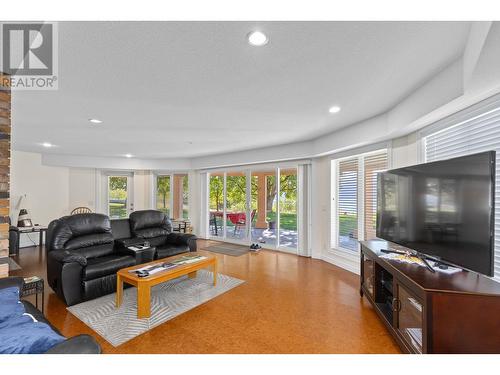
[265, 212, 297, 231]
[109, 203, 126, 218]
[339, 214, 357, 237]
[211, 211, 298, 231]
[214, 212, 358, 234]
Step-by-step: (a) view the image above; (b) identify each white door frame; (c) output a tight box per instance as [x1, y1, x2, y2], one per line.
[102, 171, 134, 219]
[152, 172, 190, 220]
[276, 167, 299, 255]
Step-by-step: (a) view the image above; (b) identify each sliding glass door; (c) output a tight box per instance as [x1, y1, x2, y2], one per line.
[225, 172, 248, 241]
[251, 170, 277, 247]
[209, 173, 224, 239]
[209, 167, 298, 252]
[279, 169, 298, 249]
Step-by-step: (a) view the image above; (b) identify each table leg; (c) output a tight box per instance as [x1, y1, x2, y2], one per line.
[213, 261, 217, 286]
[137, 284, 151, 319]
[41, 288, 44, 314]
[116, 274, 123, 308]
[39, 231, 43, 248]
[188, 271, 197, 279]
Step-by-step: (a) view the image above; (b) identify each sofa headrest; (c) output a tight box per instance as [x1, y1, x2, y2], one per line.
[65, 233, 114, 251]
[110, 218, 132, 240]
[129, 210, 172, 234]
[66, 213, 112, 236]
[47, 213, 113, 252]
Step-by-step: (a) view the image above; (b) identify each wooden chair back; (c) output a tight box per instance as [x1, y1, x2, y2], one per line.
[71, 207, 92, 215]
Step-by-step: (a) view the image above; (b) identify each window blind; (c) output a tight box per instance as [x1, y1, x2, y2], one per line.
[364, 152, 388, 241]
[338, 159, 359, 251]
[424, 106, 500, 281]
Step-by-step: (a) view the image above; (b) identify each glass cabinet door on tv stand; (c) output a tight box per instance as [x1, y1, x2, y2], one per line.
[361, 253, 375, 299]
[394, 282, 424, 353]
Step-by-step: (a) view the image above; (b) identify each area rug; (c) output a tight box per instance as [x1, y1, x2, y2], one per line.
[202, 243, 249, 256]
[0, 257, 21, 270]
[67, 270, 244, 347]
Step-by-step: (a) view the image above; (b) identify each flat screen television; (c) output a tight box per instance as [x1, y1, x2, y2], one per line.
[376, 151, 495, 276]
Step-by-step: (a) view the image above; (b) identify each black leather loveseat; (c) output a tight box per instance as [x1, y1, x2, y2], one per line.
[0, 276, 101, 354]
[116, 210, 197, 259]
[47, 210, 196, 306]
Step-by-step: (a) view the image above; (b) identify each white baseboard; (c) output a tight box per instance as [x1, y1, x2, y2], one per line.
[322, 249, 360, 275]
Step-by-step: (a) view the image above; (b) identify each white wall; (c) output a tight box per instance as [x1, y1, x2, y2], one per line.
[188, 170, 202, 237]
[133, 170, 153, 211]
[310, 157, 330, 261]
[390, 133, 420, 169]
[42, 153, 191, 170]
[68, 168, 97, 212]
[10, 151, 70, 246]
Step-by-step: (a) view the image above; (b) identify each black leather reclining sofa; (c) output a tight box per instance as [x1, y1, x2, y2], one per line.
[46, 210, 197, 306]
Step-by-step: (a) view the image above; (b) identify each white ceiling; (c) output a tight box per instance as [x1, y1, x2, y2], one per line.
[12, 21, 471, 158]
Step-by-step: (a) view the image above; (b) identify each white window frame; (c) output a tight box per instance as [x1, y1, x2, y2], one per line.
[101, 171, 134, 219]
[152, 171, 190, 219]
[153, 173, 174, 218]
[330, 149, 388, 255]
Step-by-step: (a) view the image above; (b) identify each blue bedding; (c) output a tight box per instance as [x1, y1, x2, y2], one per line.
[0, 287, 65, 354]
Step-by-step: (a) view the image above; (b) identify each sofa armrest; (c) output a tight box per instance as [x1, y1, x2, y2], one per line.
[48, 250, 87, 267]
[166, 233, 197, 252]
[0, 276, 24, 291]
[47, 251, 86, 306]
[45, 334, 101, 354]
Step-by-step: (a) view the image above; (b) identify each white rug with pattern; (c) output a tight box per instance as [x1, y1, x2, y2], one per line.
[67, 270, 244, 347]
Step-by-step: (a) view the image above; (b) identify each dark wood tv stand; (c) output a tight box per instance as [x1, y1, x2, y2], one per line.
[360, 240, 500, 353]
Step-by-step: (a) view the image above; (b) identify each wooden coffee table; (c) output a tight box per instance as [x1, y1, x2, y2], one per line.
[116, 252, 217, 319]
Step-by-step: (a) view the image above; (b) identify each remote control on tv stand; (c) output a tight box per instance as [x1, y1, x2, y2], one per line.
[380, 249, 406, 255]
[380, 249, 436, 273]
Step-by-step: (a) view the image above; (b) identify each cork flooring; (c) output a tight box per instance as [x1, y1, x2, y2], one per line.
[10, 240, 400, 354]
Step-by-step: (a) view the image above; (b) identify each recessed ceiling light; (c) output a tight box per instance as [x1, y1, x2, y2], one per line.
[42, 142, 53, 148]
[329, 106, 341, 114]
[89, 118, 103, 124]
[125, 154, 133, 158]
[247, 31, 269, 46]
